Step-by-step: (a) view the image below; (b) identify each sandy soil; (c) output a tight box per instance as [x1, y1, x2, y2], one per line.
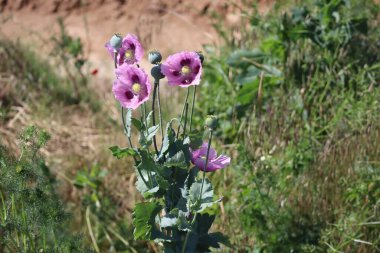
[0, 0, 273, 77]
[1, 0, 224, 80]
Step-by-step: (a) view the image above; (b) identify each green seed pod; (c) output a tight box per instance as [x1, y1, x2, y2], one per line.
[148, 50, 162, 64]
[151, 64, 165, 80]
[205, 115, 217, 131]
[110, 33, 123, 50]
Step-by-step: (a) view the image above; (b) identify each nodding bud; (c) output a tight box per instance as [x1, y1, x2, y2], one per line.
[110, 34, 123, 50]
[205, 115, 217, 130]
[148, 50, 162, 64]
[151, 64, 165, 80]
[196, 51, 204, 64]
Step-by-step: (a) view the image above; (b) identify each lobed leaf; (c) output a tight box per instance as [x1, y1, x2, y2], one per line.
[109, 146, 137, 159]
[133, 202, 162, 240]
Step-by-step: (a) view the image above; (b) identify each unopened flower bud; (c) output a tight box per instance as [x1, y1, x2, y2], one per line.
[148, 50, 162, 64]
[205, 115, 217, 130]
[196, 51, 204, 64]
[151, 64, 165, 80]
[110, 34, 123, 50]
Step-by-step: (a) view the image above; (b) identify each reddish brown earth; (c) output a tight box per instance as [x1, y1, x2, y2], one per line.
[0, 0, 273, 78]
[1, 0, 220, 80]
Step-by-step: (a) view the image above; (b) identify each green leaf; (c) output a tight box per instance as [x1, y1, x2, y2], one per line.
[137, 150, 159, 173]
[160, 121, 176, 158]
[237, 81, 259, 105]
[186, 130, 204, 150]
[146, 125, 159, 141]
[109, 146, 137, 159]
[131, 118, 144, 131]
[143, 186, 160, 199]
[160, 215, 178, 228]
[135, 169, 150, 194]
[227, 49, 266, 69]
[133, 202, 161, 240]
[146, 111, 153, 127]
[165, 151, 187, 168]
[178, 211, 192, 231]
[188, 179, 220, 213]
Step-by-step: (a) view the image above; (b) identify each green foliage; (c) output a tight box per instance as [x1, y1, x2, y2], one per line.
[0, 37, 100, 112]
[0, 126, 89, 252]
[133, 202, 162, 240]
[197, 0, 380, 251]
[73, 164, 146, 253]
[51, 17, 88, 98]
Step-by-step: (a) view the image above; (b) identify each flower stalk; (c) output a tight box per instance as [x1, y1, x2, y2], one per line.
[189, 85, 197, 132]
[157, 82, 164, 143]
[151, 80, 159, 155]
[177, 87, 190, 138]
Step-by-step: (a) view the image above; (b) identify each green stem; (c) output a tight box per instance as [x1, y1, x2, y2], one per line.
[189, 86, 197, 132]
[86, 207, 100, 253]
[106, 226, 138, 253]
[121, 107, 150, 188]
[182, 103, 189, 138]
[121, 107, 138, 164]
[113, 50, 118, 69]
[182, 229, 192, 253]
[0, 190, 6, 222]
[157, 83, 164, 144]
[177, 88, 190, 138]
[142, 103, 147, 129]
[182, 130, 213, 253]
[199, 130, 213, 200]
[152, 80, 159, 155]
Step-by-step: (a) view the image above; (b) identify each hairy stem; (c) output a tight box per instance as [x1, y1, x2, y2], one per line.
[177, 88, 190, 138]
[182, 103, 189, 138]
[121, 107, 150, 188]
[152, 80, 159, 155]
[182, 130, 213, 253]
[199, 130, 213, 200]
[189, 86, 197, 132]
[157, 83, 164, 144]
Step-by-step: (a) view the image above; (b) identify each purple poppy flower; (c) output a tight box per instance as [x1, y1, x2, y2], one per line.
[161, 51, 202, 87]
[105, 34, 144, 66]
[112, 64, 151, 110]
[191, 143, 231, 172]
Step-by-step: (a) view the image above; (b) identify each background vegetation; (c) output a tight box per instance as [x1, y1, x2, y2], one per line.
[196, 0, 380, 251]
[1, 0, 380, 252]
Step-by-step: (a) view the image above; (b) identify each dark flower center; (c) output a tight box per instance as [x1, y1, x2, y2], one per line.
[193, 65, 200, 74]
[180, 58, 191, 66]
[131, 75, 140, 83]
[125, 90, 134, 99]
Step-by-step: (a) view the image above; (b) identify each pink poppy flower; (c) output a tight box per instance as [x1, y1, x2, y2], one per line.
[191, 143, 230, 172]
[112, 64, 151, 110]
[105, 34, 144, 66]
[161, 51, 202, 87]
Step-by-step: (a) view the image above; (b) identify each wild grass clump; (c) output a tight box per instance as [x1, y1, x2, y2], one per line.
[0, 33, 100, 115]
[0, 126, 90, 252]
[197, 0, 380, 251]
